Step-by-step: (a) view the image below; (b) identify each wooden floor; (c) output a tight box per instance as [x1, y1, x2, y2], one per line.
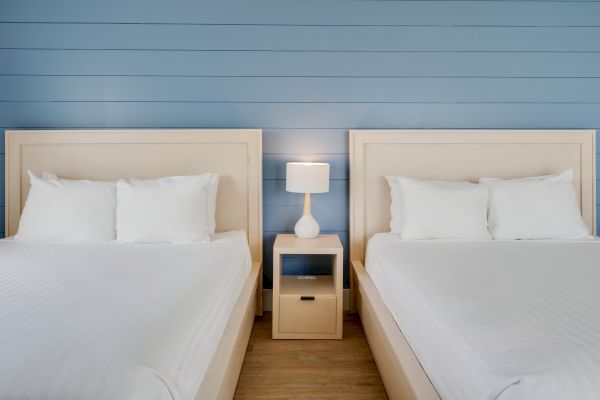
[234, 312, 388, 399]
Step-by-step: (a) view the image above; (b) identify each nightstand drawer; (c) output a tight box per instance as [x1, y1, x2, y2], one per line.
[279, 295, 337, 334]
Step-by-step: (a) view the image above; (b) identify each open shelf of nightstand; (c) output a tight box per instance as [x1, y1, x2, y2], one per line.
[280, 276, 335, 296]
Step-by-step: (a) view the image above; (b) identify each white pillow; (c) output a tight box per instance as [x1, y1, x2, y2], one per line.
[15, 171, 116, 241]
[386, 176, 491, 240]
[207, 174, 219, 235]
[480, 170, 591, 240]
[116, 173, 217, 243]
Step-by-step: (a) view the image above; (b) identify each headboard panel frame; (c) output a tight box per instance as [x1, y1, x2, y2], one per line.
[349, 129, 596, 265]
[5, 129, 263, 262]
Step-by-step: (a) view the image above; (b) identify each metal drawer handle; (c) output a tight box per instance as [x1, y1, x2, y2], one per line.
[300, 296, 315, 301]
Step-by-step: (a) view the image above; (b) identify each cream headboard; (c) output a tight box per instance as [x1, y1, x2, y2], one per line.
[349, 129, 597, 263]
[5, 129, 263, 262]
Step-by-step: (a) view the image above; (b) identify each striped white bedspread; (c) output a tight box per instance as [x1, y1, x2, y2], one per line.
[366, 234, 600, 400]
[0, 230, 251, 400]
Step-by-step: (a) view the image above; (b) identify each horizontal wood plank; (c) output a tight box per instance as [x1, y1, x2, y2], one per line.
[2, 103, 600, 128]
[0, 49, 600, 78]
[4, 76, 600, 102]
[263, 130, 347, 154]
[1, 0, 598, 26]
[3, 50, 600, 77]
[1, 24, 599, 52]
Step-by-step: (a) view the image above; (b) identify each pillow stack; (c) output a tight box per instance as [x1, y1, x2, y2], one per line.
[386, 169, 591, 240]
[15, 171, 219, 243]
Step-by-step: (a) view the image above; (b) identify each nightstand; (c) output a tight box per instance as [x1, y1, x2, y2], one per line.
[272, 234, 343, 339]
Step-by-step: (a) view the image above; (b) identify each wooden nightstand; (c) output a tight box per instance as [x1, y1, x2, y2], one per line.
[272, 234, 343, 339]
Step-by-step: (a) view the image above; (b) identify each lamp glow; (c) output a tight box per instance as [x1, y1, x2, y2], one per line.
[286, 162, 330, 239]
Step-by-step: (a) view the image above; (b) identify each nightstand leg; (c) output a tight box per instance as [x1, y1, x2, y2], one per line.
[272, 250, 281, 339]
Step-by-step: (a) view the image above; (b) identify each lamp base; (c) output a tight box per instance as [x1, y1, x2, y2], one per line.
[294, 214, 320, 239]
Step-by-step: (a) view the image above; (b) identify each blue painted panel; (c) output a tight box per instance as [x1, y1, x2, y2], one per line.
[263, 154, 348, 180]
[264, 179, 347, 207]
[3, 103, 600, 129]
[4, 50, 600, 78]
[263, 178, 348, 237]
[5, 76, 600, 102]
[264, 204, 348, 233]
[2, 24, 599, 52]
[1, 1, 598, 25]
[263, 130, 347, 154]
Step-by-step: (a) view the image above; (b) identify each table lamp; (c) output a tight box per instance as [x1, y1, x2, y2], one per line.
[286, 162, 330, 239]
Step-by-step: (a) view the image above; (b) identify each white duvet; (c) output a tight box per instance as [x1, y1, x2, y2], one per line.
[0, 231, 251, 400]
[366, 234, 600, 400]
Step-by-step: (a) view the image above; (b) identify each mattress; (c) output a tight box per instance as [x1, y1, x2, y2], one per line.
[365, 234, 600, 400]
[0, 230, 252, 400]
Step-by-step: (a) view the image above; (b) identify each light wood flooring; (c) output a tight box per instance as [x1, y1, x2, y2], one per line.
[234, 312, 388, 399]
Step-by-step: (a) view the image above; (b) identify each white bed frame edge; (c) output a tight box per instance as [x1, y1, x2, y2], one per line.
[195, 260, 261, 399]
[349, 129, 597, 400]
[4, 129, 264, 400]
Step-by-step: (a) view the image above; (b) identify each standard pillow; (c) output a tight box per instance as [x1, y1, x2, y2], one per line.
[15, 171, 117, 241]
[207, 174, 219, 235]
[386, 176, 491, 240]
[116, 173, 217, 243]
[480, 169, 591, 240]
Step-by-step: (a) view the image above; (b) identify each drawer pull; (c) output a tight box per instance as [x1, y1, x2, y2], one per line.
[300, 296, 315, 301]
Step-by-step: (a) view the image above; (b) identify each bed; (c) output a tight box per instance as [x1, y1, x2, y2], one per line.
[349, 130, 597, 399]
[2, 129, 263, 400]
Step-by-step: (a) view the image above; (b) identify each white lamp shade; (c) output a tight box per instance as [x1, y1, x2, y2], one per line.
[286, 162, 330, 193]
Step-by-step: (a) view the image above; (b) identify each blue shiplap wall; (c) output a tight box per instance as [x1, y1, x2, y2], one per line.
[1, 0, 599, 288]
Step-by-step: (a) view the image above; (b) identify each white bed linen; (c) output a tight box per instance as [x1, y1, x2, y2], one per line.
[0, 230, 251, 400]
[366, 234, 600, 400]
